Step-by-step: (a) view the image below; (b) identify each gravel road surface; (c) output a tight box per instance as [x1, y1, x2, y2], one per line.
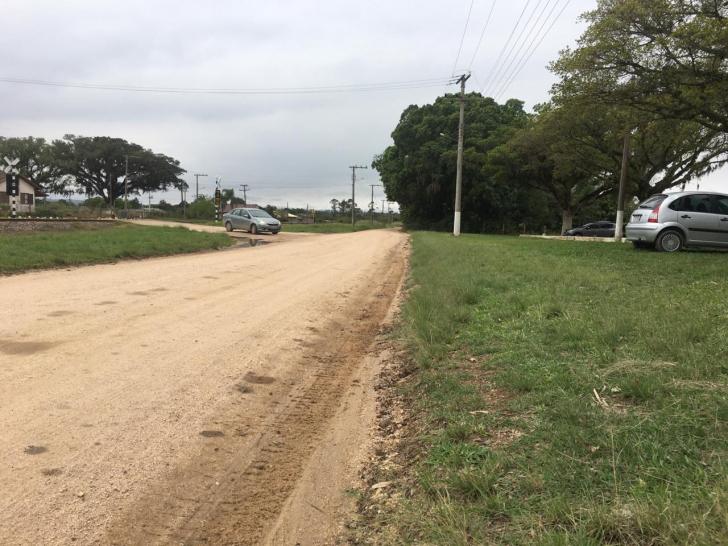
[0, 228, 407, 545]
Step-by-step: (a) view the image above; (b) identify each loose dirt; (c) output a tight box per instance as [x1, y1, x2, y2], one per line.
[0, 228, 408, 545]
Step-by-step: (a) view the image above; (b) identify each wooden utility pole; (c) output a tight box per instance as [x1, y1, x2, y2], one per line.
[370, 184, 381, 224]
[240, 184, 249, 205]
[615, 132, 631, 242]
[349, 165, 367, 226]
[453, 73, 470, 237]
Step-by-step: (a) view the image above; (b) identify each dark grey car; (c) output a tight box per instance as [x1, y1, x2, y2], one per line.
[626, 191, 728, 251]
[223, 208, 281, 235]
[563, 221, 616, 237]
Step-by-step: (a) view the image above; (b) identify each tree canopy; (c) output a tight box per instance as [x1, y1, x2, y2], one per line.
[552, 0, 728, 134]
[0, 137, 69, 193]
[372, 94, 536, 231]
[53, 135, 187, 202]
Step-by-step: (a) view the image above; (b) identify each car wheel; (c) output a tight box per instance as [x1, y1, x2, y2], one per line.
[249, 224, 258, 235]
[655, 230, 684, 252]
[225, 221, 233, 232]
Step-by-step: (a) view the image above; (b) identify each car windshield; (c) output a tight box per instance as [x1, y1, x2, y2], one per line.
[637, 195, 668, 210]
[249, 209, 272, 218]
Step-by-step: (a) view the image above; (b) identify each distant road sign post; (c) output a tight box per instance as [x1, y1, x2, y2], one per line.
[3, 157, 20, 219]
[312, 209, 316, 223]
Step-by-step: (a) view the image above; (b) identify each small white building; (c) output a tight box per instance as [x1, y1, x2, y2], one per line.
[0, 173, 47, 214]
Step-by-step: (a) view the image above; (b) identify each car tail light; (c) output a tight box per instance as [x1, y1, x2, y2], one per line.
[648, 202, 661, 223]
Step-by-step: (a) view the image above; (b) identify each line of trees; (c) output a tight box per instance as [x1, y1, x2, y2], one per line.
[374, 0, 728, 233]
[0, 135, 188, 202]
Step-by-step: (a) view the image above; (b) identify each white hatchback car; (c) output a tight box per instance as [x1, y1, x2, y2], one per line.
[626, 191, 728, 252]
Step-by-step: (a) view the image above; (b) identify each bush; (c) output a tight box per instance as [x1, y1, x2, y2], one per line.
[185, 197, 215, 219]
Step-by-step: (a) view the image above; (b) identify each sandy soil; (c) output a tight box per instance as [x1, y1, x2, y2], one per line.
[0, 228, 408, 545]
[129, 219, 316, 244]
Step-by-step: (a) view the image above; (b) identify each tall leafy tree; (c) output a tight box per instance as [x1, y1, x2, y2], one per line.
[53, 135, 186, 202]
[537, 98, 728, 201]
[552, 0, 728, 134]
[372, 94, 531, 231]
[487, 111, 614, 233]
[0, 136, 69, 193]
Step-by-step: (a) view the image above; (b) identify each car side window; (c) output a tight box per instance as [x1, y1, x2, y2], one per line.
[715, 196, 728, 216]
[680, 195, 713, 213]
[242, 211, 251, 218]
[668, 198, 681, 211]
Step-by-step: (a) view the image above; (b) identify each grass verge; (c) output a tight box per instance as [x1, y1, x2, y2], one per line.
[0, 222, 234, 274]
[361, 233, 728, 545]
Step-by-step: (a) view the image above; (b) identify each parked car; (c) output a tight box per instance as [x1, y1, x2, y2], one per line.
[223, 208, 281, 234]
[563, 221, 616, 238]
[626, 191, 728, 252]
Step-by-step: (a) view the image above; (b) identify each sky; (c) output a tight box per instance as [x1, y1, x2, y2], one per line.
[1, 0, 725, 211]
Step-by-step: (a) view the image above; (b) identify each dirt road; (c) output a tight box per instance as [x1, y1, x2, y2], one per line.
[0, 228, 407, 545]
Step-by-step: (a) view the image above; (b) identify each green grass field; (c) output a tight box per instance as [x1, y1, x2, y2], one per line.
[0, 223, 234, 274]
[368, 233, 728, 545]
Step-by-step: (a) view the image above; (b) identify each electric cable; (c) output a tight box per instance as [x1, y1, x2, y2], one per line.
[493, 0, 572, 101]
[482, 0, 549, 97]
[0, 76, 453, 95]
[479, 0, 533, 93]
[467, 0, 498, 70]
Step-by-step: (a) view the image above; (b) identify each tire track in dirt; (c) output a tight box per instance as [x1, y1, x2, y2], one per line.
[105, 242, 407, 545]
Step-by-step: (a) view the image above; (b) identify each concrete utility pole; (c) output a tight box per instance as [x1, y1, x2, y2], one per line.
[194, 173, 208, 200]
[240, 184, 249, 205]
[615, 131, 631, 242]
[453, 73, 470, 237]
[123, 154, 140, 217]
[370, 184, 381, 224]
[349, 165, 367, 226]
[180, 187, 187, 218]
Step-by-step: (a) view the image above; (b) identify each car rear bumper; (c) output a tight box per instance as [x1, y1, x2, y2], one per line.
[625, 223, 659, 243]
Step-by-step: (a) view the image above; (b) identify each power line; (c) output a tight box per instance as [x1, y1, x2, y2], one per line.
[482, 0, 548, 97]
[479, 0, 533, 94]
[467, 0, 498, 70]
[191, 182, 349, 189]
[494, 0, 572, 101]
[0, 76, 452, 95]
[490, 0, 563, 99]
[450, 0, 476, 77]
[487, 0, 559, 97]
[442, 0, 476, 95]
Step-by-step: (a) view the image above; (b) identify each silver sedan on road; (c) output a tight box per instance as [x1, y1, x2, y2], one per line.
[626, 191, 728, 251]
[223, 208, 281, 235]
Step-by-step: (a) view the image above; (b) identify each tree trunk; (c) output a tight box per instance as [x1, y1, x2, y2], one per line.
[561, 210, 574, 234]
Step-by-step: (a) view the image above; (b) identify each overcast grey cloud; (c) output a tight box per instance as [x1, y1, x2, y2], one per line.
[2, 0, 724, 210]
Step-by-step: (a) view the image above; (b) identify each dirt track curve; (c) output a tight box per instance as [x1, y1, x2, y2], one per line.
[0, 227, 408, 545]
